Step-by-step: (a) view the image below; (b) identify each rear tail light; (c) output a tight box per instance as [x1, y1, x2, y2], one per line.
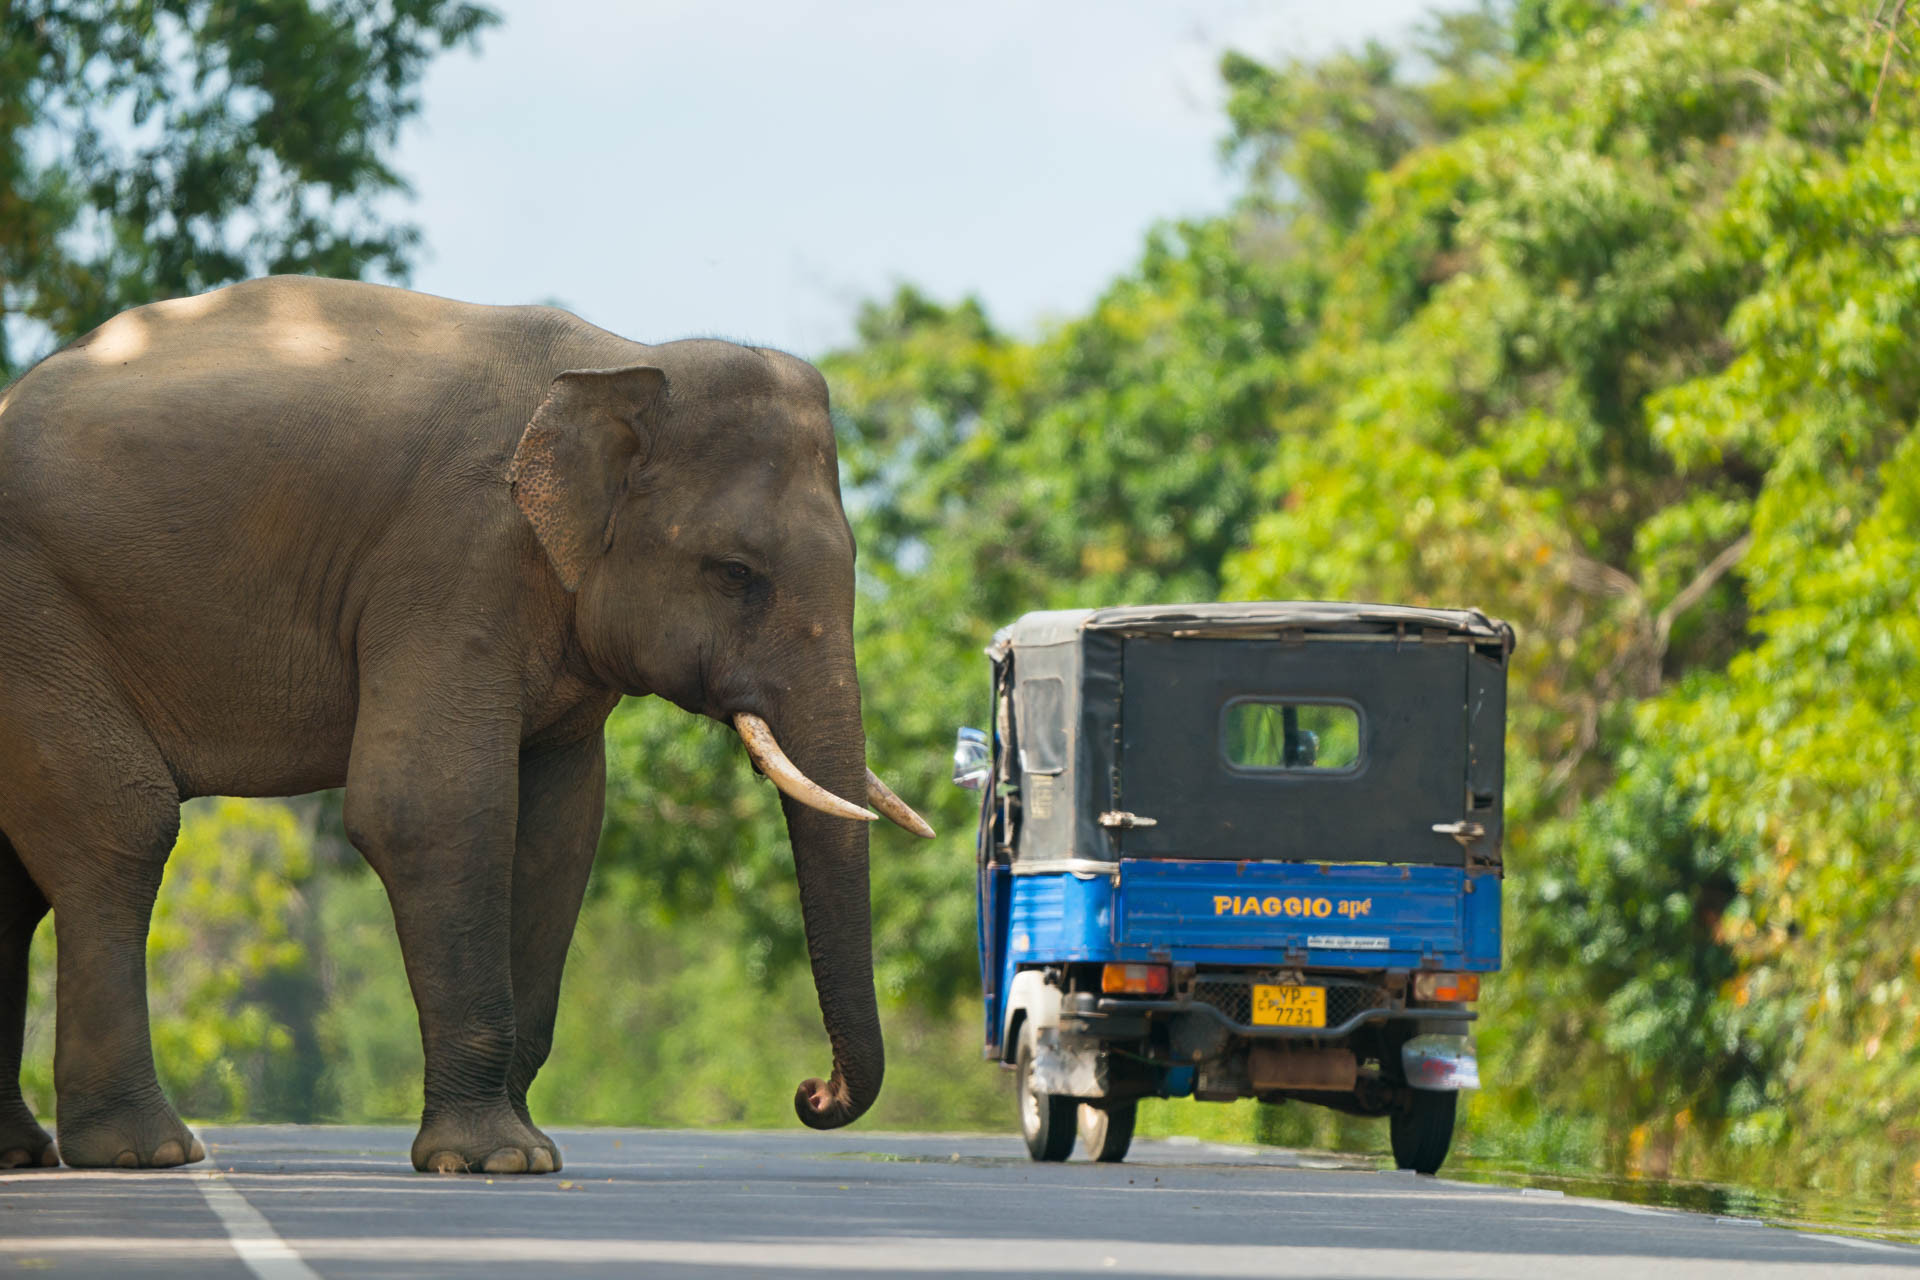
[1412, 972, 1480, 1002]
[1101, 963, 1170, 995]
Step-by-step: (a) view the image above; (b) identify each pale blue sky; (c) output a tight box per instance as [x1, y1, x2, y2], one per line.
[396, 1, 1455, 358]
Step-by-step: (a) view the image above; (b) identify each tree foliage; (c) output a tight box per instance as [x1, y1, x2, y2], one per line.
[0, 0, 495, 377]
[1213, 0, 1920, 1183]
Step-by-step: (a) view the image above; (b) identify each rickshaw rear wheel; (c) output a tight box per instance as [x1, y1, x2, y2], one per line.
[1077, 1100, 1135, 1163]
[1015, 1023, 1076, 1162]
[1390, 1088, 1457, 1174]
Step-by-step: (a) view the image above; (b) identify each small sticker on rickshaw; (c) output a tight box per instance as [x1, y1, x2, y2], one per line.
[1027, 774, 1054, 819]
[1309, 935, 1390, 950]
[1211, 895, 1373, 918]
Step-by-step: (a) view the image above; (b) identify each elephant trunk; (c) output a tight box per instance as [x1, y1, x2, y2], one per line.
[766, 684, 884, 1130]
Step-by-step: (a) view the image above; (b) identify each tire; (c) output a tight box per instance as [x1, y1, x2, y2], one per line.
[1390, 1088, 1457, 1174]
[1078, 1100, 1136, 1163]
[1015, 1023, 1076, 1162]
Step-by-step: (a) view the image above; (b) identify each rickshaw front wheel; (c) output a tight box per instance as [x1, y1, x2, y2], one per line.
[1016, 1023, 1076, 1162]
[1390, 1088, 1457, 1174]
[1077, 1100, 1135, 1163]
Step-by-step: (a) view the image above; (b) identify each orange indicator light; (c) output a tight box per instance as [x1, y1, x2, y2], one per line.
[1413, 972, 1480, 1002]
[1101, 963, 1171, 995]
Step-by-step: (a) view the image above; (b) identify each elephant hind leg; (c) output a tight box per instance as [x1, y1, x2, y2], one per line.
[0, 833, 56, 1169]
[0, 653, 201, 1171]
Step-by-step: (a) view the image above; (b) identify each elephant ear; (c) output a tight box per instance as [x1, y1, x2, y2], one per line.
[510, 365, 666, 591]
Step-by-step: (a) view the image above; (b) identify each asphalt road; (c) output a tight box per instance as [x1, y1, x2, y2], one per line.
[2, 1126, 1914, 1278]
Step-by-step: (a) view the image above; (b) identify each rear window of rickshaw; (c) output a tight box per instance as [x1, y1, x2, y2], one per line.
[1221, 699, 1362, 772]
[1016, 676, 1068, 774]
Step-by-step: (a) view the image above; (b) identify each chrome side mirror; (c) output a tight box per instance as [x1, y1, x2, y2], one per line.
[952, 727, 989, 791]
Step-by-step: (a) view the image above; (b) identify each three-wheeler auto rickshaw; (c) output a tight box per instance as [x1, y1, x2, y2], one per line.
[952, 602, 1513, 1172]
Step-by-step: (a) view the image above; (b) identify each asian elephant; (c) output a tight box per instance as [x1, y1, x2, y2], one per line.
[0, 276, 930, 1174]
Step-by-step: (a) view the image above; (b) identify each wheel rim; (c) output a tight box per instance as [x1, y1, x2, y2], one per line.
[1020, 1061, 1041, 1138]
[1078, 1104, 1106, 1152]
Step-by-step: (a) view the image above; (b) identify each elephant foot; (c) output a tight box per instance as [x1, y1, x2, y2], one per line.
[412, 1105, 554, 1175]
[0, 1112, 59, 1169]
[521, 1123, 563, 1173]
[54, 1096, 205, 1170]
[510, 1099, 564, 1173]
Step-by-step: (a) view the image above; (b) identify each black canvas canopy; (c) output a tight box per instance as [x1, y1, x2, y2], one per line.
[992, 601, 1512, 649]
[984, 602, 1512, 870]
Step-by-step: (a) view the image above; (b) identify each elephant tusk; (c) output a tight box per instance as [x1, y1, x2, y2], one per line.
[734, 713, 877, 823]
[867, 769, 935, 839]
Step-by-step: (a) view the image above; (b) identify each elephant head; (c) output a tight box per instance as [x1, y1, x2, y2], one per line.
[506, 340, 930, 1128]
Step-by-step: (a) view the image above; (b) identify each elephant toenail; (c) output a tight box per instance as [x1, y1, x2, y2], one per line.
[152, 1140, 185, 1167]
[187, 1137, 206, 1163]
[113, 1150, 139, 1168]
[427, 1151, 468, 1174]
[529, 1148, 555, 1174]
[42, 1147, 59, 1167]
[0, 1148, 25, 1168]
[480, 1148, 528, 1174]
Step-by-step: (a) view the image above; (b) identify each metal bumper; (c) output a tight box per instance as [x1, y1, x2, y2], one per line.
[1091, 995, 1476, 1040]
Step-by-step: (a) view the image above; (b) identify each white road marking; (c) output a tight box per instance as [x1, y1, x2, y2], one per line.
[1584, 1200, 1673, 1217]
[195, 1172, 323, 1280]
[1804, 1233, 1913, 1254]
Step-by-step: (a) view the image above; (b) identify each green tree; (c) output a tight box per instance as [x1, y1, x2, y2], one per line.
[0, 0, 496, 377]
[1221, 0, 1920, 1184]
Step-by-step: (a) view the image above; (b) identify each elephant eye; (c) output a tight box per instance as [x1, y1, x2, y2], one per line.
[709, 557, 765, 600]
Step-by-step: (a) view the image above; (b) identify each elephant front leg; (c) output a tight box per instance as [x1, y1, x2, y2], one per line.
[505, 733, 608, 1173]
[344, 687, 550, 1176]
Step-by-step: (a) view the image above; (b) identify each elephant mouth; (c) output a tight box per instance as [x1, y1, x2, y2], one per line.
[732, 712, 934, 839]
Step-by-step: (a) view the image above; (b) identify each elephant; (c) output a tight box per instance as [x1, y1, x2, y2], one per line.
[0, 275, 931, 1174]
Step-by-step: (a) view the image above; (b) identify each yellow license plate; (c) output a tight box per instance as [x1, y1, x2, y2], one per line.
[1251, 984, 1326, 1028]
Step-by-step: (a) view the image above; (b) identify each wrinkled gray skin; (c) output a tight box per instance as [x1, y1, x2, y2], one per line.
[0, 276, 881, 1173]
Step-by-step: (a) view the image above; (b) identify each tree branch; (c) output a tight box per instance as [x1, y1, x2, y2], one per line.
[1653, 532, 1754, 658]
[1559, 549, 1642, 600]
[1871, 0, 1910, 120]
